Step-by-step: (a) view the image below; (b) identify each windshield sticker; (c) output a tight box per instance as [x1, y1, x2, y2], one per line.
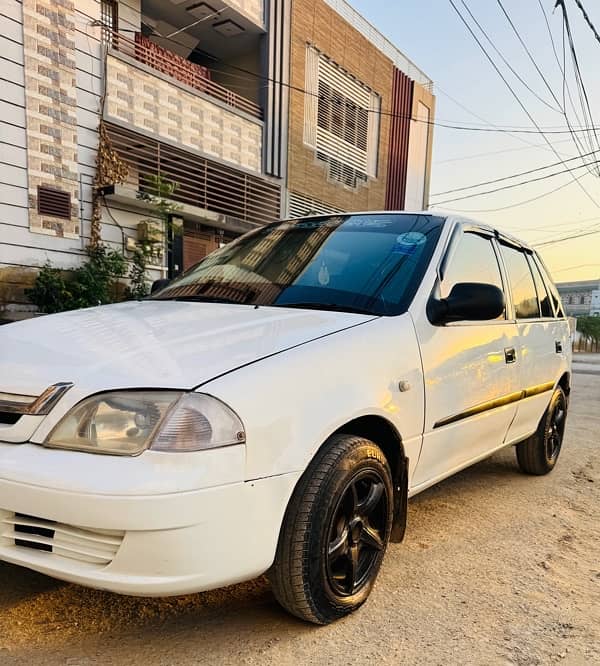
[344, 217, 395, 228]
[391, 232, 427, 255]
[318, 262, 330, 286]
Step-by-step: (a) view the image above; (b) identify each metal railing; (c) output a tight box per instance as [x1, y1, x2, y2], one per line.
[106, 123, 280, 226]
[111, 31, 262, 119]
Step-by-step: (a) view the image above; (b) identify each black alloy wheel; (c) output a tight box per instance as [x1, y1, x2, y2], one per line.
[269, 434, 394, 624]
[516, 386, 568, 475]
[325, 470, 388, 597]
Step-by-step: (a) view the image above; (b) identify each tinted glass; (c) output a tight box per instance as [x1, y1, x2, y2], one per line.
[527, 255, 553, 317]
[500, 245, 540, 319]
[441, 233, 505, 317]
[153, 214, 444, 316]
[534, 255, 565, 317]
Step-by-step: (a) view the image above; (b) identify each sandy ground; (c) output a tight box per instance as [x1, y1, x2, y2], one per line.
[0, 371, 598, 666]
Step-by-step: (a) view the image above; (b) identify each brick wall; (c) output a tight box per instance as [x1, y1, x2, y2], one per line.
[22, 0, 80, 238]
[288, 0, 393, 212]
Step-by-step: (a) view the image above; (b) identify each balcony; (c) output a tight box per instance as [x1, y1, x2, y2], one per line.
[105, 32, 264, 175]
[105, 123, 281, 228]
[112, 31, 261, 119]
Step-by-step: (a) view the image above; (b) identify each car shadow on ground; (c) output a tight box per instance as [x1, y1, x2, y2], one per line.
[0, 446, 530, 657]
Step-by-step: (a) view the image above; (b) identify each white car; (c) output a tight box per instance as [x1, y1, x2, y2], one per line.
[0, 213, 570, 624]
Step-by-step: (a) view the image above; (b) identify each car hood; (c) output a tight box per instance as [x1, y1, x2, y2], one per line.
[0, 300, 375, 396]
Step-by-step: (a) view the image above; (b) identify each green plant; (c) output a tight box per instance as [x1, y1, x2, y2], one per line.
[26, 245, 127, 314]
[69, 244, 127, 308]
[25, 264, 73, 314]
[128, 173, 183, 296]
[137, 174, 183, 236]
[577, 315, 600, 344]
[125, 247, 150, 300]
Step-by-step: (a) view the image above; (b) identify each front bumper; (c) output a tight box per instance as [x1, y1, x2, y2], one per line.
[0, 465, 300, 597]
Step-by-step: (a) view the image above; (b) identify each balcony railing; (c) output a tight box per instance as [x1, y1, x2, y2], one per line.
[106, 123, 280, 226]
[111, 31, 262, 119]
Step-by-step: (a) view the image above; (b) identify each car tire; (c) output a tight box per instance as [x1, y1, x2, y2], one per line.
[269, 434, 394, 625]
[516, 386, 567, 476]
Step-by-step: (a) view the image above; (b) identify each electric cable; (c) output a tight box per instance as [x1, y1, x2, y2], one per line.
[448, 0, 600, 208]
[431, 147, 600, 197]
[432, 159, 596, 206]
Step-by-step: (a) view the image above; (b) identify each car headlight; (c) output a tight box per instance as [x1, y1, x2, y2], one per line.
[44, 391, 246, 456]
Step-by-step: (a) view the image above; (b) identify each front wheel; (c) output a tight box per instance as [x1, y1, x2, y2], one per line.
[516, 386, 567, 475]
[269, 434, 394, 624]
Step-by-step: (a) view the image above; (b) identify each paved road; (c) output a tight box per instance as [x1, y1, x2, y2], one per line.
[573, 352, 600, 376]
[1, 374, 599, 665]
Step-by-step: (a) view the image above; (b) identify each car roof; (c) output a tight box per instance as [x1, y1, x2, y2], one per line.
[282, 210, 535, 253]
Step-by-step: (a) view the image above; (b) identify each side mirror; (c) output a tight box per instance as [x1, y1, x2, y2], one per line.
[427, 282, 505, 325]
[151, 278, 171, 295]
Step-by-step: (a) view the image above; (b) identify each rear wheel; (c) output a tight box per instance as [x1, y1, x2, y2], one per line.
[269, 434, 393, 624]
[516, 386, 567, 475]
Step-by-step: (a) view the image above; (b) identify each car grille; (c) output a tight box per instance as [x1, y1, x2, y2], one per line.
[1, 513, 124, 566]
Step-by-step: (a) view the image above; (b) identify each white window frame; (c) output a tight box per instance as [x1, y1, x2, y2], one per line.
[304, 45, 380, 186]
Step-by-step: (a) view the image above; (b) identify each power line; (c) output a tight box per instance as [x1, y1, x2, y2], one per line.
[447, 0, 600, 208]
[557, 0, 600, 175]
[496, 0, 563, 111]
[552, 263, 600, 273]
[73, 6, 600, 139]
[572, 0, 600, 46]
[539, 0, 593, 150]
[534, 225, 600, 247]
[434, 138, 574, 165]
[457, 0, 561, 113]
[501, 214, 600, 232]
[436, 85, 572, 156]
[559, 9, 600, 176]
[440, 178, 576, 213]
[432, 147, 600, 197]
[432, 159, 596, 206]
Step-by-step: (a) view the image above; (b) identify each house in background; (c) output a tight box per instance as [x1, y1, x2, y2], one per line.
[286, 0, 434, 218]
[0, 0, 434, 322]
[556, 279, 600, 317]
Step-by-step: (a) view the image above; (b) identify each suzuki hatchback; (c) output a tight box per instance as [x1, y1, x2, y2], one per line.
[0, 213, 570, 624]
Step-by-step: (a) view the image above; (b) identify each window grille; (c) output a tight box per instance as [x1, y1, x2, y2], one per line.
[101, 0, 118, 46]
[304, 46, 380, 188]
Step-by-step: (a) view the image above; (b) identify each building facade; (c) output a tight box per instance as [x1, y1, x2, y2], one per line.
[286, 0, 434, 217]
[556, 279, 600, 317]
[0, 0, 434, 321]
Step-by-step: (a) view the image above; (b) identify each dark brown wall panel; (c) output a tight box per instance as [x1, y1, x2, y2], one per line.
[385, 68, 414, 210]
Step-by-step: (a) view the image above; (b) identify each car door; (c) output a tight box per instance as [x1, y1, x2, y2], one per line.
[411, 227, 521, 489]
[499, 244, 570, 444]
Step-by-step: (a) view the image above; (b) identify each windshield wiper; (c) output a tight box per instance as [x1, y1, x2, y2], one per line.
[273, 302, 377, 316]
[153, 295, 244, 304]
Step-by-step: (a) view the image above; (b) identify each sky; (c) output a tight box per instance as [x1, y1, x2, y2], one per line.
[348, 0, 600, 283]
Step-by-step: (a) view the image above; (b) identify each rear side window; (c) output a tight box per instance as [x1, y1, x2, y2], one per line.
[534, 256, 565, 317]
[527, 255, 553, 317]
[441, 232, 505, 318]
[500, 244, 540, 319]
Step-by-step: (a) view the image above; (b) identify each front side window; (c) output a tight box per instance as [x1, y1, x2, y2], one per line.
[153, 214, 445, 316]
[441, 232, 505, 318]
[500, 245, 540, 319]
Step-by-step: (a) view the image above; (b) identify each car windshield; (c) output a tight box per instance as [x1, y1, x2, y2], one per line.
[153, 213, 445, 316]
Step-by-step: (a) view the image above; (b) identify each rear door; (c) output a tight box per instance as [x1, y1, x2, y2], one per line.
[411, 228, 521, 488]
[500, 245, 570, 443]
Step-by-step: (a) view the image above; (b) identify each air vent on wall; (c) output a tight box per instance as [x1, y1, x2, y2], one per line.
[37, 186, 71, 219]
[213, 19, 245, 37]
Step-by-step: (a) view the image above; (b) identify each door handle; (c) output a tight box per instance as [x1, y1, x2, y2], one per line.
[555, 340, 563, 354]
[504, 347, 517, 364]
